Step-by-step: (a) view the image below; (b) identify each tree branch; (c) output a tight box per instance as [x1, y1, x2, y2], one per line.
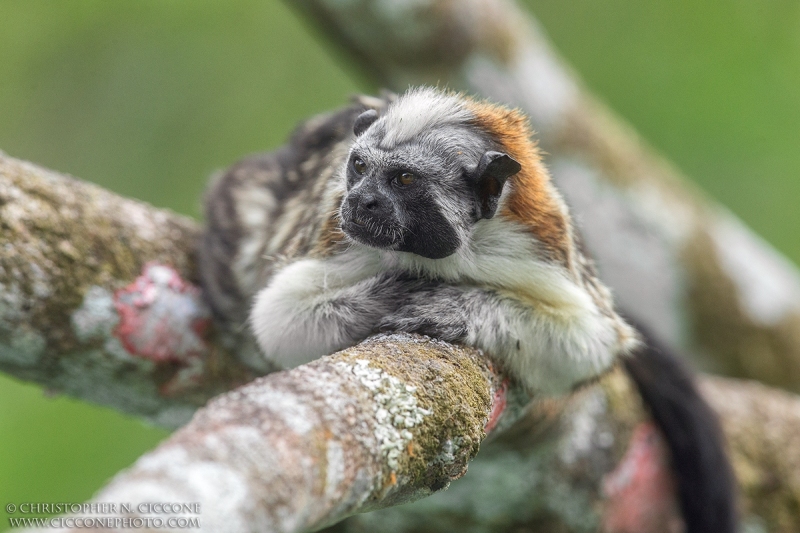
[0, 152, 253, 428]
[23, 341, 800, 533]
[26, 335, 521, 533]
[328, 374, 800, 533]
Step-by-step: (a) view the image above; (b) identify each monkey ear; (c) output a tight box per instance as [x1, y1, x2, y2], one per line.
[472, 151, 521, 219]
[353, 109, 379, 136]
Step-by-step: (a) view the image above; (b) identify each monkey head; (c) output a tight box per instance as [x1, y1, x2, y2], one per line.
[339, 90, 521, 259]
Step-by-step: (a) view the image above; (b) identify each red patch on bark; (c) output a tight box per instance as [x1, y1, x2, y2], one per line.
[484, 378, 508, 433]
[601, 422, 684, 533]
[113, 263, 211, 364]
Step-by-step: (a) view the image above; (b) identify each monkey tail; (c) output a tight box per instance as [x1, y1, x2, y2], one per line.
[622, 329, 738, 533]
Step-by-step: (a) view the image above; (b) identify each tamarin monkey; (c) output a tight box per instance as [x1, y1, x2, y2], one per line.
[200, 87, 737, 533]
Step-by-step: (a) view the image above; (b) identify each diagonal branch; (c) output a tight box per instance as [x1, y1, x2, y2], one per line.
[19, 338, 800, 533]
[328, 373, 800, 533]
[24, 335, 522, 533]
[0, 152, 253, 428]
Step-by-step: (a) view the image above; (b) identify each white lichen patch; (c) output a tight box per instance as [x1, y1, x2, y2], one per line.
[72, 285, 143, 363]
[71, 285, 118, 342]
[0, 327, 46, 367]
[559, 390, 608, 466]
[325, 441, 345, 501]
[336, 359, 432, 470]
[245, 387, 316, 436]
[432, 437, 464, 466]
[0, 281, 25, 327]
[370, 332, 470, 354]
[117, 201, 164, 243]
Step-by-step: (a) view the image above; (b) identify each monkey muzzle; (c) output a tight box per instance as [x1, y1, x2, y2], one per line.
[340, 192, 402, 249]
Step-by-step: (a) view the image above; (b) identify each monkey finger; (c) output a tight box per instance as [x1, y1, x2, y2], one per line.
[377, 311, 467, 342]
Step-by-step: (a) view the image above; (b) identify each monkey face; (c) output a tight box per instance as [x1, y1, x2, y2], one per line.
[339, 105, 521, 260]
[339, 152, 406, 251]
[339, 148, 464, 259]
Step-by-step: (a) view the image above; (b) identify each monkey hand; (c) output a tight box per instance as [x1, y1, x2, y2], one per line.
[377, 284, 474, 342]
[250, 260, 425, 369]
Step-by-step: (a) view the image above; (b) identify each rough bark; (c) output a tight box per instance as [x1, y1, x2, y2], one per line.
[291, 0, 800, 391]
[328, 374, 800, 533]
[26, 334, 521, 533]
[21, 345, 800, 533]
[0, 152, 254, 428]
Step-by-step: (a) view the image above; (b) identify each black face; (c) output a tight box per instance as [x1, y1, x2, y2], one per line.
[339, 153, 461, 259]
[397, 196, 460, 260]
[340, 109, 521, 260]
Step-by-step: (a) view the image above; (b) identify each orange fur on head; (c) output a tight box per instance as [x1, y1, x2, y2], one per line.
[465, 99, 571, 265]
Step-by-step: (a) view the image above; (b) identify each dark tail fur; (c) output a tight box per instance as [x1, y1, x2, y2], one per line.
[623, 328, 738, 533]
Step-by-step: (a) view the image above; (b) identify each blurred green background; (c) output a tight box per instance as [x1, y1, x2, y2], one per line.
[0, 0, 798, 526]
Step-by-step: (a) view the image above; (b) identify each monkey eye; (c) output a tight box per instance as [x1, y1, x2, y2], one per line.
[352, 157, 367, 175]
[396, 171, 416, 186]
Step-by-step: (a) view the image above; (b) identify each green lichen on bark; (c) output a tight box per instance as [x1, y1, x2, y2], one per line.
[334, 334, 499, 496]
[324, 368, 651, 533]
[0, 155, 197, 349]
[0, 154, 252, 426]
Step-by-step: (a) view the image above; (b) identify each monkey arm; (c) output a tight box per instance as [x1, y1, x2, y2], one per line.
[250, 258, 418, 369]
[378, 284, 621, 394]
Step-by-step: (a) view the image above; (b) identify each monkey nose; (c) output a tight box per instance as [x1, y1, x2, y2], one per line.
[361, 194, 380, 212]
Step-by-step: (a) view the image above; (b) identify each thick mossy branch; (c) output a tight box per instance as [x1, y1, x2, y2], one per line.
[330, 372, 800, 533]
[703, 378, 800, 532]
[47, 335, 516, 533]
[36, 343, 800, 533]
[0, 153, 253, 427]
